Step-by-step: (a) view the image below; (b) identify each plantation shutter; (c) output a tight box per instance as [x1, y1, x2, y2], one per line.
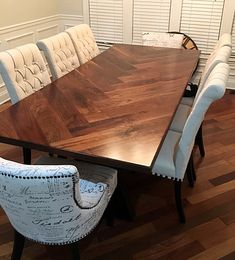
[228, 15, 235, 88]
[180, 0, 225, 72]
[132, 0, 172, 45]
[89, 0, 123, 45]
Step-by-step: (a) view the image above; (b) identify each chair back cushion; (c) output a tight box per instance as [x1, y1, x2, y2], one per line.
[0, 158, 86, 244]
[195, 46, 231, 103]
[37, 32, 80, 80]
[142, 32, 184, 48]
[66, 24, 100, 64]
[175, 63, 229, 179]
[0, 44, 51, 104]
[215, 33, 232, 49]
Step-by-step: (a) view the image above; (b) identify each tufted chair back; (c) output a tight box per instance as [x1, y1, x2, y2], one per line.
[37, 32, 80, 80]
[215, 33, 232, 50]
[66, 24, 100, 64]
[195, 46, 231, 104]
[175, 63, 229, 180]
[0, 44, 51, 104]
[0, 157, 116, 245]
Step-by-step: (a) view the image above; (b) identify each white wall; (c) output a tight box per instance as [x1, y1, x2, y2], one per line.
[0, 0, 59, 27]
[58, 0, 83, 15]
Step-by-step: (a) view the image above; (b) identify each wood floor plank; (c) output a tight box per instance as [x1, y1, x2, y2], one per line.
[188, 237, 235, 260]
[188, 180, 235, 204]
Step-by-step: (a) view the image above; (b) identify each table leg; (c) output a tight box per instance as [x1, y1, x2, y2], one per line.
[114, 170, 136, 221]
[23, 148, 31, 165]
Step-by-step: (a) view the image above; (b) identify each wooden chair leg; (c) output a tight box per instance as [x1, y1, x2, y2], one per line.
[69, 241, 80, 260]
[186, 160, 194, 187]
[195, 124, 205, 157]
[190, 153, 196, 181]
[186, 152, 196, 185]
[174, 181, 186, 223]
[11, 229, 25, 260]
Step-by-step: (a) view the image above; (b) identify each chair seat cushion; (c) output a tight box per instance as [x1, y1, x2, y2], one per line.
[170, 104, 191, 132]
[79, 179, 107, 208]
[34, 156, 117, 200]
[152, 130, 181, 179]
[180, 97, 194, 106]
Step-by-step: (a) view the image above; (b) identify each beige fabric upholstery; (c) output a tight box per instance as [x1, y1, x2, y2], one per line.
[170, 104, 191, 133]
[153, 63, 229, 180]
[0, 44, 51, 104]
[181, 33, 232, 107]
[142, 32, 184, 49]
[194, 46, 231, 103]
[37, 32, 80, 80]
[0, 156, 117, 245]
[173, 46, 231, 132]
[180, 96, 194, 106]
[215, 33, 232, 49]
[66, 24, 100, 64]
[181, 45, 231, 107]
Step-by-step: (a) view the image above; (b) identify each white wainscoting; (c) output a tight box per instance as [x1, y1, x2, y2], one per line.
[60, 14, 84, 30]
[0, 14, 84, 104]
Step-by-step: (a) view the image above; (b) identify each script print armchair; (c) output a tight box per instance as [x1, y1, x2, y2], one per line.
[152, 62, 230, 223]
[0, 156, 117, 259]
[0, 44, 51, 104]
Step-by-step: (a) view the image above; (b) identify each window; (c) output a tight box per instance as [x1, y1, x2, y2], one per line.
[228, 15, 235, 87]
[88, 0, 124, 44]
[180, 0, 225, 72]
[83, 0, 235, 88]
[132, 0, 172, 44]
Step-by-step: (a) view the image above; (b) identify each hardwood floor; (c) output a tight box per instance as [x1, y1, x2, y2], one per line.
[0, 91, 235, 259]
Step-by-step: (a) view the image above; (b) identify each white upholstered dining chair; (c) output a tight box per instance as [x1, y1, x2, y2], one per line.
[66, 24, 100, 65]
[0, 156, 117, 259]
[181, 38, 232, 107]
[37, 32, 80, 80]
[152, 62, 230, 223]
[0, 44, 51, 104]
[172, 45, 232, 158]
[214, 33, 232, 51]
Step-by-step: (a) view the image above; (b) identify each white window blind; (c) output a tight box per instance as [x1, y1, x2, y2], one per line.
[180, 0, 225, 72]
[132, 0, 172, 45]
[228, 14, 235, 88]
[89, 0, 123, 44]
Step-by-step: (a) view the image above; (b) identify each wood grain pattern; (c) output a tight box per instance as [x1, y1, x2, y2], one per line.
[0, 91, 235, 259]
[0, 44, 199, 172]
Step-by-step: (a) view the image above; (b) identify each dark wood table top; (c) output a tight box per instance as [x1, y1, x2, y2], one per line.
[0, 44, 200, 172]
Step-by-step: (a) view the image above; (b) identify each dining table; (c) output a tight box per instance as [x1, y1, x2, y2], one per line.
[0, 44, 200, 173]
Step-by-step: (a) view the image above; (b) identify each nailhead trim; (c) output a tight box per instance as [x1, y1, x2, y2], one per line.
[152, 172, 183, 182]
[0, 171, 73, 179]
